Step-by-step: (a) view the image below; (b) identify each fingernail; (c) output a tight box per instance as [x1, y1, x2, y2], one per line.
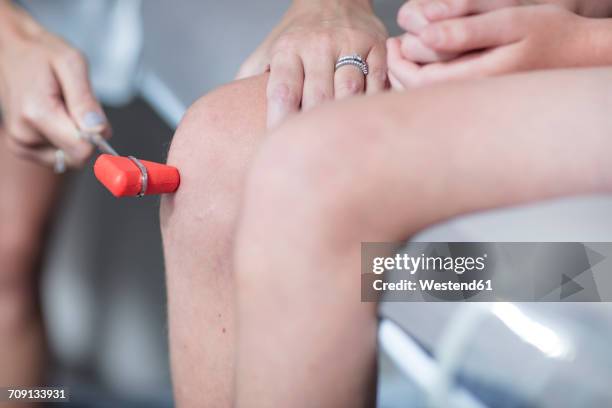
[423, 0, 449, 20]
[399, 7, 429, 33]
[421, 26, 442, 47]
[81, 111, 107, 131]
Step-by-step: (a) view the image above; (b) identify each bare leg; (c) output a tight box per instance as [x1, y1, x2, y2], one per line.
[160, 75, 268, 407]
[233, 69, 612, 407]
[0, 128, 61, 398]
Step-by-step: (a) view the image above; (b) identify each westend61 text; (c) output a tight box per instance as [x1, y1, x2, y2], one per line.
[373, 279, 493, 292]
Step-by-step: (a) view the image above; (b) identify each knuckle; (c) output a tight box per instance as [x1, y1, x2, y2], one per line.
[313, 31, 335, 48]
[20, 102, 43, 123]
[273, 35, 298, 52]
[268, 83, 300, 106]
[312, 40, 334, 56]
[58, 48, 86, 68]
[444, 21, 469, 47]
[309, 87, 332, 105]
[6, 122, 37, 147]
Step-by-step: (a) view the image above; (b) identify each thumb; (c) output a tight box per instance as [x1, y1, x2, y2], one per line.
[52, 47, 110, 136]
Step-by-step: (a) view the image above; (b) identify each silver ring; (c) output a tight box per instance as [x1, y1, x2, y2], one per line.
[54, 149, 66, 174]
[335, 54, 369, 76]
[128, 156, 148, 197]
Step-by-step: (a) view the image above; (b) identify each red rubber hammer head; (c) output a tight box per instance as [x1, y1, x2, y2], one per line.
[94, 154, 180, 197]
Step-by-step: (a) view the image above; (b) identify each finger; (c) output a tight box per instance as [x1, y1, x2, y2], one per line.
[408, 49, 509, 85]
[419, 8, 524, 53]
[301, 54, 334, 111]
[365, 45, 388, 95]
[386, 37, 422, 89]
[399, 33, 458, 64]
[266, 52, 304, 128]
[418, 0, 521, 21]
[397, 0, 430, 34]
[5, 138, 66, 168]
[388, 71, 405, 91]
[3, 118, 46, 149]
[52, 46, 110, 137]
[236, 56, 270, 80]
[26, 100, 94, 168]
[334, 55, 366, 100]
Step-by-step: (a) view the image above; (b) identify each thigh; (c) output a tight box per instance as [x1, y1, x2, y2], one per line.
[243, 68, 610, 245]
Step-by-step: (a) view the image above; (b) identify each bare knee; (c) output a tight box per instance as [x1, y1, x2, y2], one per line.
[160, 75, 268, 271]
[231, 112, 381, 301]
[238, 111, 378, 253]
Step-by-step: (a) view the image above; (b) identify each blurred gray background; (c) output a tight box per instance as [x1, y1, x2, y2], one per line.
[16, 0, 612, 406]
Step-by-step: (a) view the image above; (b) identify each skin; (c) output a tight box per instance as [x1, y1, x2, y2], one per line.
[0, 0, 107, 396]
[236, 0, 388, 128]
[161, 69, 612, 406]
[0, 129, 61, 407]
[161, 76, 269, 407]
[387, 0, 612, 88]
[161, 1, 389, 403]
[0, 1, 109, 166]
[233, 68, 612, 407]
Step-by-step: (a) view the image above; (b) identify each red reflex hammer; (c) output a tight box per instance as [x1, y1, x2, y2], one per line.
[94, 154, 180, 197]
[88, 133, 180, 197]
